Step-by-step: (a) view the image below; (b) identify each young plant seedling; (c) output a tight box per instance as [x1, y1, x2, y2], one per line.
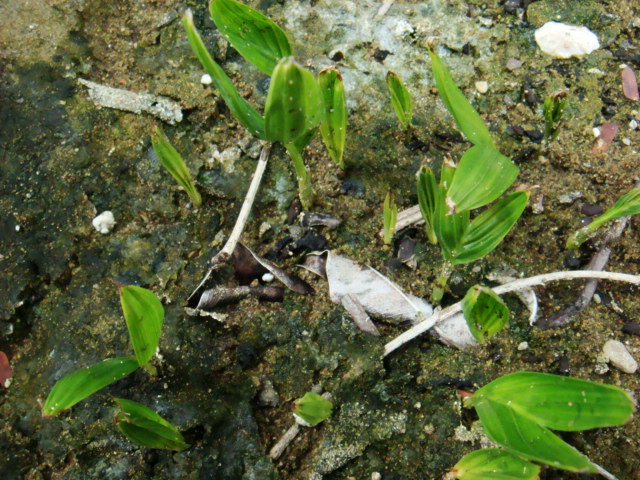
[461, 285, 509, 343]
[183, 0, 347, 208]
[151, 126, 202, 207]
[418, 46, 527, 302]
[457, 372, 635, 478]
[567, 187, 640, 250]
[383, 191, 398, 246]
[543, 90, 567, 143]
[114, 398, 189, 451]
[386, 71, 413, 131]
[293, 392, 333, 427]
[43, 286, 163, 416]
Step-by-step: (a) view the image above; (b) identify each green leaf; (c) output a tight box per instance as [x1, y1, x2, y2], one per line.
[473, 397, 596, 473]
[120, 286, 164, 367]
[428, 47, 493, 146]
[446, 145, 519, 213]
[209, 0, 291, 76]
[386, 71, 412, 130]
[462, 285, 509, 343]
[183, 10, 266, 139]
[567, 187, 640, 250]
[451, 448, 540, 480]
[470, 372, 635, 432]
[293, 392, 333, 427]
[264, 57, 323, 144]
[434, 183, 469, 264]
[43, 357, 139, 416]
[151, 126, 202, 207]
[452, 191, 528, 265]
[417, 166, 440, 244]
[115, 398, 189, 451]
[318, 67, 347, 168]
[285, 141, 314, 209]
[383, 191, 398, 245]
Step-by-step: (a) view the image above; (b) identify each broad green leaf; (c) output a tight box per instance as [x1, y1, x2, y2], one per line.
[183, 10, 266, 139]
[462, 285, 509, 343]
[471, 397, 596, 473]
[417, 166, 439, 244]
[115, 398, 189, 451]
[120, 286, 164, 367]
[452, 191, 528, 265]
[43, 357, 139, 416]
[451, 448, 540, 480]
[383, 191, 398, 245]
[318, 67, 347, 168]
[470, 372, 635, 432]
[446, 145, 519, 213]
[151, 126, 202, 207]
[265, 57, 323, 144]
[567, 187, 640, 250]
[210, 0, 291, 75]
[428, 47, 493, 146]
[293, 392, 333, 427]
[285, 141, 314, 209]
[386, 71, 412, 130]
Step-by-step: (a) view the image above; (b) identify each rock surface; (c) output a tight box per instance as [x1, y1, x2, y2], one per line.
[603, 340, 638, 374]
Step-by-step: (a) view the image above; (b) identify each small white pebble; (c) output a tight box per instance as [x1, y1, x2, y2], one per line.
[371, 473, 382, 480]
[629, 119, 638, 130]
[14, 225, 20, 232]
[262, 273, 274, 283]
[92, 211, 116, 234]
[592, 127, 601, 138]
[603, 339, 638, 374]
[475, 80, 489, 94]
[517, 341, 529, 351]
[200, 73, 213, 85]
[622, 137, 632, 146]
[414, 402, 422, 409]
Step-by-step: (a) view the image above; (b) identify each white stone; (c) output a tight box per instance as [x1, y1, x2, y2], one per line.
[475, 80, 489, 93]
[200, 73, 212, 85]
[92, 211, 116, 234]
[517, 341, 529, 351]
[603, 340, 638, 374]
[534, 22, 600, 59]
[371, 473, 382, 480]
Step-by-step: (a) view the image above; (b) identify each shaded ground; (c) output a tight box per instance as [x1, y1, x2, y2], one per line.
[1, 0, 640, 478]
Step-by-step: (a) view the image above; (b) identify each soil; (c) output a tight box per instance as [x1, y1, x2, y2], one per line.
[1, 0, 640, 479]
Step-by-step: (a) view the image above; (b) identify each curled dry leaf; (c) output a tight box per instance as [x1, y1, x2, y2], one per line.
[341, 294, 380, 336]
[197, 286, 284, 309]
[622, 66, 640, 101]
[300, 212, 342, 229]
[593, 122, 618, 153]
[0, 351, 12, 387]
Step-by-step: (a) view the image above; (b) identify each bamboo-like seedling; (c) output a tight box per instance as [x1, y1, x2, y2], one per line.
[386, 71, 413, 130]
[383, 191, 398, 245]
[543, 90, 567, 143]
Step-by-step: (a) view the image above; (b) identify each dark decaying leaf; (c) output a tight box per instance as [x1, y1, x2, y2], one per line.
[622, 66, 640, 101]
[341, 294, 380, 336]
[233, 243, 269, 284]
[300, 212, 342, 229]
[197, 286, 284, 309]
[300, 252, 328, 278]
[238, 243, 314, 295]
[0, 351, 12, 386]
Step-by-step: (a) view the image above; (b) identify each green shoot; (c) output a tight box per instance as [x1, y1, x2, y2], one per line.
[285, 142, 314, 210]
[567, 187, 640, 250]
[209, 0, 291, 76]
[114, 398, 189, 451]
[383, 191, 398, 246]
[428, 45, 493, 146]
[293, 392, 333, 427]
[319, 67, 347, 168]
[464, 372, 635, 474]
[386, 71, 413, 130]
[43, 287, 164, 416]
[151, 126, 202, 207]
[43, 357, 139, 416]
[543, 90, 567, 143]
[461, 285, 509, 343]
[451, 448, 540, 480]
[120, 286, 164, 369]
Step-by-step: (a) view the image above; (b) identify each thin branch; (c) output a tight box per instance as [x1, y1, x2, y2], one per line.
[189, 144, 271, 300]
[384, 270, 640, 357]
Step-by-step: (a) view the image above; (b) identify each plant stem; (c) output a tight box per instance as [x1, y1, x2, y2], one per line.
[384, 270, 640, 357]
[285, 142, 313, 209]
[432, 262, 452, 304]
[188, 144, 271, 300]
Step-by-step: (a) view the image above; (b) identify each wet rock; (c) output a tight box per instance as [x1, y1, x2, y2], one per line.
[558, 191, 583, 204]
[534, 22, 600, 59]
[603, 340, 638, 374]
[581, 203, 603, 216]
[506, 58, 522, 70]
[622, 322, 640, 336]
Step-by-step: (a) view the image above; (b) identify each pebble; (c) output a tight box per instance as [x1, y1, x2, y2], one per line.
[603, 340, 638, 374]
[558, 192, 583, 204]
[517, 341, 529, 351]
[200, 73, 213, 85]
[534, 22, 600, 59]
[92, 211, 116, 234]
[506, 58, 522, 70]
[371, 473, 382, 480]
[475, 81, 489, 94]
